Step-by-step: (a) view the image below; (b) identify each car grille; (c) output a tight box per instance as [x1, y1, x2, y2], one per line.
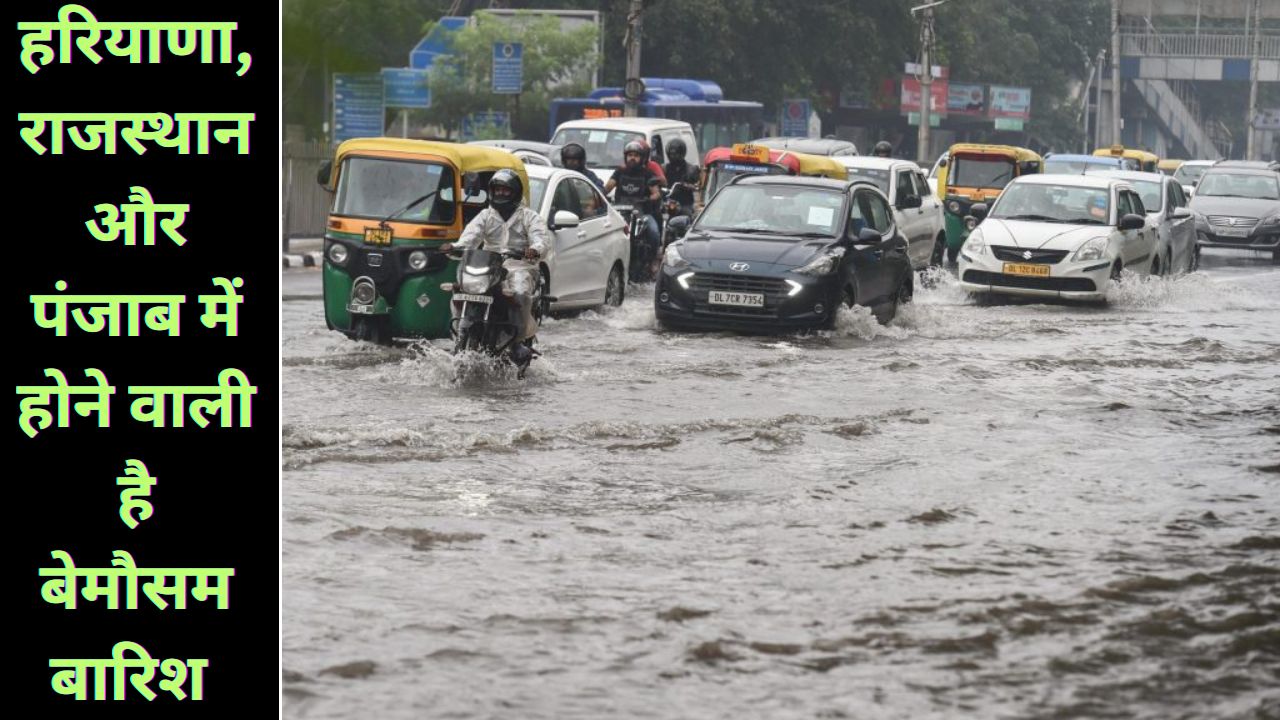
[990, 246, 1071, 264]
[688, 273, 789, 317]
[1206, 215, 1258, 229]
[963, 269, 1097, 293]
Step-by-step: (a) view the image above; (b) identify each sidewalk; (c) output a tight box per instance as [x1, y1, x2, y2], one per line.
[282, 237, 323, 269]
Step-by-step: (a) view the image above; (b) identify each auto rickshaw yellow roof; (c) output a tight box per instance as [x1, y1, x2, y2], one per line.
[331, 137, 528, 192]
[1093, 145, 1159, 164]
[787, 151, 848, 180]
[947, 143, 1042, 162]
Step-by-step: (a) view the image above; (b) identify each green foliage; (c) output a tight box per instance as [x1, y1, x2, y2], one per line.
[427, 11, 599, 139]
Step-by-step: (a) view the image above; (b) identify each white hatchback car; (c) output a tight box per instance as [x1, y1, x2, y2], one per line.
[958, 174, 1158, 302]
[837, 156, 946, 269]
[525, 164, 630, 310]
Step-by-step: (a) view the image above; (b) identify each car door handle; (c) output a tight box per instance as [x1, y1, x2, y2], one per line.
[575, 230, 586, 238]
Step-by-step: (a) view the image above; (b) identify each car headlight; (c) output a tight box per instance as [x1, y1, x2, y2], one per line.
[963, 232, 987, 256]
[1262, 214, 1280, 226]
[664, 242, 689, 269]
[1072, 237, 1108, 262]
[407, 250, 428, 271]
[327, 243, 349, 266]
[460, 272, 490, 294]
[793, 247, 845, 276]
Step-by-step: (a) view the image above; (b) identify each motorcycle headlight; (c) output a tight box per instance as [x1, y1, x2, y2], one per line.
[327, 243, 349, 266]
[963, 232, 987, 256]
[793, 247, 845, 276]
[407, 250, 428, 271]
[1072, 237, 1108, 262]
[460, 273, 490, 294]
[664, 242, 689, 269]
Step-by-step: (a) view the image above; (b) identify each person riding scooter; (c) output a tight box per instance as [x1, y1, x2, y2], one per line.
[440, 169, 549, 359]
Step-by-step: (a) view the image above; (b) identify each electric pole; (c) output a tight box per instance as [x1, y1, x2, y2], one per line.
[1111, 0, 1121, 146]
[624, 0, 644, 118]
[912, 1, 947, 163]
[1245, 0, 1261, 159]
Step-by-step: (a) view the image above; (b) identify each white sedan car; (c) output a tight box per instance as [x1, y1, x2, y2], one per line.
[1086, 169, 1198, 275]
[525, 164, 630, 310]
[958, 174, 1158, 302]
[836, 156, 946, 269]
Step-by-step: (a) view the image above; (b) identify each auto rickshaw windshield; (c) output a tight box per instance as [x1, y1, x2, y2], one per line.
[949, 156, 1015, 189]
[333, 157, 457, 224]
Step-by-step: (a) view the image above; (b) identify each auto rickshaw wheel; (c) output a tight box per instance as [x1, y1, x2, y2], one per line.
[353, 317, 390, 345]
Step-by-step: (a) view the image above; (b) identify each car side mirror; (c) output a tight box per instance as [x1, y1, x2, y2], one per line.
[1118, 213, 1145, 230]
[316, 160, 333, 190]
[969, 203, 989, 220]
[551, 210, 580, 229]
[898, 194, 922, 209]
[1171, 207, 1192, 219]
[853, 227, 883, 245]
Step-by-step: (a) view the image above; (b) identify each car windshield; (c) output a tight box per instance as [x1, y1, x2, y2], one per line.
[1044, 159, 1114, 175]
[697, 185, 845, 236]
[333, 157, 456, 224]
[844, 167, 890, 193]
[990, 183, 1111, 225]
[949, 156, 1015, 189]
[1130, 179, 1162, 213]
[1174, 165, 1212, 185]
[550, 128, 644, 170]
[1194, 172, 1280, 200]
[527, 176, 548, 210]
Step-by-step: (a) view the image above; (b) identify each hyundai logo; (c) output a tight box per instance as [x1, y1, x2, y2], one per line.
[1022, 250, 1033, 260]
[729, 262, 750, 272]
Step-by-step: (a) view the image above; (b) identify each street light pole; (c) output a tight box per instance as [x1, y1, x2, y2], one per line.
[912, 1, 947, 164]
[624, 0, 644, 118]
[1245, 0, 1261, 159]
[1111, 0, 1121, 145]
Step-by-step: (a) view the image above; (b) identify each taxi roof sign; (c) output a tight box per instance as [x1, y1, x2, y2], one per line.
[730, 143, 770, 163]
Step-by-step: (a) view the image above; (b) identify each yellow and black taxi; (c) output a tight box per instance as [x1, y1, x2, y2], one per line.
[655, 175, 914, 332]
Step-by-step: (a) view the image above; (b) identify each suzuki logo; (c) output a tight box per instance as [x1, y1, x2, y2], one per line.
[1022, 250, 1033, 260]
[729, 262, 750, 272]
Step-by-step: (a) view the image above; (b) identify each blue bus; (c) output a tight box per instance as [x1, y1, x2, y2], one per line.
[549, 78, 765, 152]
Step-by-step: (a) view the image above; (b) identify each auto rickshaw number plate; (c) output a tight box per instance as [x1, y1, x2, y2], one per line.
[364, 227, 393, 246]
[1002, 263, 1050, 277]
[709, 291, 764, 307]
[453, 293, 493, 304]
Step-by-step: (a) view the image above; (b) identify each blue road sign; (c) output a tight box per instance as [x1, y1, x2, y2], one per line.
[382, 68, 431, 109]
[461, 112, 511, 141]
[492, 42, 523, 94]
[333, 73, 385, 142]
[780, 99, 809, 137]
[410, 16, 467, 69]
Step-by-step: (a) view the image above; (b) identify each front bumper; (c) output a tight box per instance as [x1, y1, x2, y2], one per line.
[1198, 225, 1279, 251]
[653, 267, 840, 332]
[957, 249, 1112, 301]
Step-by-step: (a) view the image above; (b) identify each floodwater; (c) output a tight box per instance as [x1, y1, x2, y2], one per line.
[282, 251, 1279, 719]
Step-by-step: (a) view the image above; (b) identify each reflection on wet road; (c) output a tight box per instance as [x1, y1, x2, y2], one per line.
[283, 251, 1278, 719]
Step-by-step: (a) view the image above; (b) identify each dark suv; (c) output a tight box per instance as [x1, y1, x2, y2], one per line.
[1188, 167, 1280, 264]
[655, 176, 913, 332]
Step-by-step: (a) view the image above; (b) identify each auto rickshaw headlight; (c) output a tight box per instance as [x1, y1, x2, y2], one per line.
[407, 250, 429, 271]
[328, 243, 349, 266]
[351, 278, 377, 305]
[947, 200, 961, 214]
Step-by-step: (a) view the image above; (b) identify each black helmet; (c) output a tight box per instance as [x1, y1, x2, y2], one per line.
[488, 169, 523, 210]
[872, 141, 892, 157]
[561, 142, 586, 166]
[667, 138, 687, 162]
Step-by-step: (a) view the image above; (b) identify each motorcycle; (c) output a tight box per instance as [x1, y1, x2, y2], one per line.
[440, 247, 550, 378]
[616, 182, 694, 284]
[660, 181, 694, 249]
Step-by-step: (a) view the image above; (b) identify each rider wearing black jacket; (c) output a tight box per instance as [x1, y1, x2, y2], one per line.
[662, 138, 700, 217]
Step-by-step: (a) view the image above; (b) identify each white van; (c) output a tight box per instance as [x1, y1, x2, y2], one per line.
[550, 117, 699, 184]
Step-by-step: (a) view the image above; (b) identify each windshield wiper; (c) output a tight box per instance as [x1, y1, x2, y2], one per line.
[790, 232, 837, 238]
[379, 190, 440, 227]
[1000, 214, 1062, 222]
[1066, 218, 1107, 225]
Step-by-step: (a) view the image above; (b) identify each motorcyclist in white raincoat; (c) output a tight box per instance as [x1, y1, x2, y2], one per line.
[441, 169, 550, 344]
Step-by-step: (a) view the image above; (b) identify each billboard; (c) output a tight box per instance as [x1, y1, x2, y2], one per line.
[988, 86, 1032, 120]
[947, 83, 986, 116]
[900, 76, 948, 116]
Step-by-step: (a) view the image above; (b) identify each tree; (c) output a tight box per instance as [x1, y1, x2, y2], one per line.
[426, 11, 599, 139]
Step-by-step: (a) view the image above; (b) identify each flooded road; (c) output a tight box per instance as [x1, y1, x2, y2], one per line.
[282, 251, 1278, 719]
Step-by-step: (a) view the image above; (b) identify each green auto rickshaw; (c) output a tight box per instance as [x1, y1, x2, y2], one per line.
[938, 143, 1042, 263]
[317, 138, 529, 343]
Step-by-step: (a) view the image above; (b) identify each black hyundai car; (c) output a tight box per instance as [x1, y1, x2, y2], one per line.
[1188, 167, 1280, 264]
[654, 175, 913, 332]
